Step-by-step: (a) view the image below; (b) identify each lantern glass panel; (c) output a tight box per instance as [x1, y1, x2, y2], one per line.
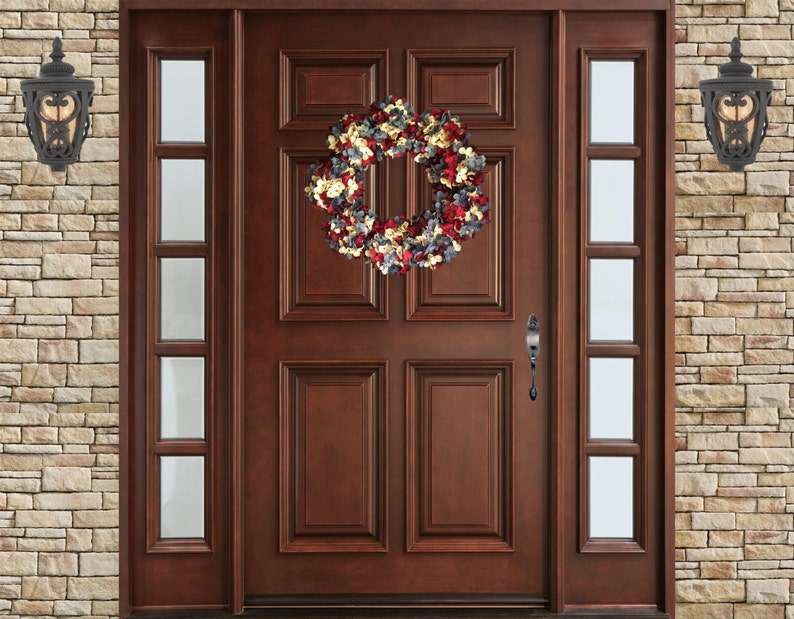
[715, 92, 757, 155]
[37, 92, 79, 151]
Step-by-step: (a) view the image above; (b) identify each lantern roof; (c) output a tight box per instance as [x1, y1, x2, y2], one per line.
[699, 37, 773, 93]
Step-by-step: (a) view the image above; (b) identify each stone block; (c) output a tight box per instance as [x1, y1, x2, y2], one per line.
[676, 579, 745, 603]
[677, 384, 744, 408]
[53, 600, 92, 616]
[676, 472, 718, 496]
[691, 512, 736, 530]
[0, 339, 37, 363]
[687, 237, 739, 255]
[739, 448, 794, 465]
[67, 363, 118, 387]
[38, 340, 78, 363]
[78, 339, 118, 363]
[676, 172, 745, 195]
[739, 253, 794, 269]
[690, 317, 736, 335]
[676, 278, 718, 301]
[737, 318, 793, 336]
[79, 552, 118, 576]
[20, 576, 67, 601]
[16, 510, 72, 528]
[747, 383, 790, 408]
[676, 530, 708, 548]
[688, 432, 738, 451]
[66, 576, 118, 600]
[747, 171, 790, 196]
[79, 137, 119, 161]
[66, 162, 119, 186]
[21, 363, 67, 387]
[746, 579, 789, 604]
[33, 493, 103, 511]
[736, 513, 794, 531]
[41, 254, 92, 279]
[12, 600, 55, 616]
[735, 605, 785, 619]
[41, 467, 92, 492]
[0, 552, 38, 576]
[677, 603, 733, 619]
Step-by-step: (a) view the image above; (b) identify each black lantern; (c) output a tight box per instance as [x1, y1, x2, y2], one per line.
[21, 38, 94, 172]
[698, 37, 773, 171]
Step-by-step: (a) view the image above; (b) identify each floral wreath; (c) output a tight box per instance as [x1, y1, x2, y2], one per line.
[305, 96, 489, 275]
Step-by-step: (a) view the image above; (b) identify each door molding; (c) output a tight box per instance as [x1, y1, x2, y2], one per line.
[119, 3, 675, 617]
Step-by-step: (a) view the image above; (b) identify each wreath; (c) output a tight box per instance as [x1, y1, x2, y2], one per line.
[305, 96, 489, 275]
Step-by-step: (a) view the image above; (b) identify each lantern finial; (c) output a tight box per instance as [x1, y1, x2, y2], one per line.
[40, 37, 75, 77]
[729, 37, 742, 63]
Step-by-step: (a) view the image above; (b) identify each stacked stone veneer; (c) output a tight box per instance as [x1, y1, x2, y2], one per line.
[676, 0, 794, 617]
[0, 1, 119, 617]
[1, 1, 794, 618]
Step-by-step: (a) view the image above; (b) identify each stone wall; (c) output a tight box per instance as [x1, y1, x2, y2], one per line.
[1, 1, 794, 618]
[675, 0, 794, 617]
[0, 1, 120, 618]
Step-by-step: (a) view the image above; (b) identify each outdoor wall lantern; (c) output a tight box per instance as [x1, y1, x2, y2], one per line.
[698, 37, 773, 171]
[21, 38, 94, 172]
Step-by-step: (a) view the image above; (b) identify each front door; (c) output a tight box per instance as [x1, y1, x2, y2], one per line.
[242, 11, 550, 604]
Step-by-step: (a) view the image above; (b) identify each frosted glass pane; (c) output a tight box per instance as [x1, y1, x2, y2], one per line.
[590, 259, 633, 342]
[160, 456, 204, 539]
[160, 357, 205, 440]
[160, 60, 205, 143]
[589, 358, 633, 440]
[591, 61, 634, 144]
[160, 159, 205, 242]
[160, 258, 205, 341]
[590, 456, 633, 538]
[590, 160, 634, 243]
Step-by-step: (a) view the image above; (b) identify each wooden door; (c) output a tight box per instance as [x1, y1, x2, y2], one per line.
[242, 11, 550, 604]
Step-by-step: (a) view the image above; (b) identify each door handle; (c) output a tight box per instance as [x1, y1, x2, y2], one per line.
[525, 314, 540, 401]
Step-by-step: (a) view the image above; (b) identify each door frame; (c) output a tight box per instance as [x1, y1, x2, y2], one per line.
[119, 2, 676, 616]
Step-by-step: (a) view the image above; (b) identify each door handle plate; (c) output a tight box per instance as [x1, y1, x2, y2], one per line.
[526, 313, 540, 401]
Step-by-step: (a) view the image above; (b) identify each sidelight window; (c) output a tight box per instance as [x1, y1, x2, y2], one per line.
[581, 53, 646, 552]
[149, 56, 212, 549]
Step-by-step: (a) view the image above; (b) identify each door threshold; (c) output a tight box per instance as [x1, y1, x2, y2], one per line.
[128, 608, 671, 619]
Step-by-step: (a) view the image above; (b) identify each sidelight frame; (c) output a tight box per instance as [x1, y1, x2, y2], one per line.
[120, 2, 675, 617]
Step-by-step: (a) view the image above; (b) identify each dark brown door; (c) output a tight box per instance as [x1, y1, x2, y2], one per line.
[243, 11, 550, 603]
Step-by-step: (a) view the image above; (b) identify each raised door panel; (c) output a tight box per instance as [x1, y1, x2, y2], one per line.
[280, 361, 387, 552]
[279, 149, 387, 320]
[407, 49, 515, 128]
[407, 148, 514, 319]
[280, 50, 388, 129]
[406, 361, 514, 552]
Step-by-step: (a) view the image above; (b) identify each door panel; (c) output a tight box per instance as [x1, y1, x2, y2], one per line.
[406, 360, 514, 552]
[243, 11, 549, 602]
[407, 147, 513, 319]
[280, 149, 387, 320]
[280, 361, 386, 552]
